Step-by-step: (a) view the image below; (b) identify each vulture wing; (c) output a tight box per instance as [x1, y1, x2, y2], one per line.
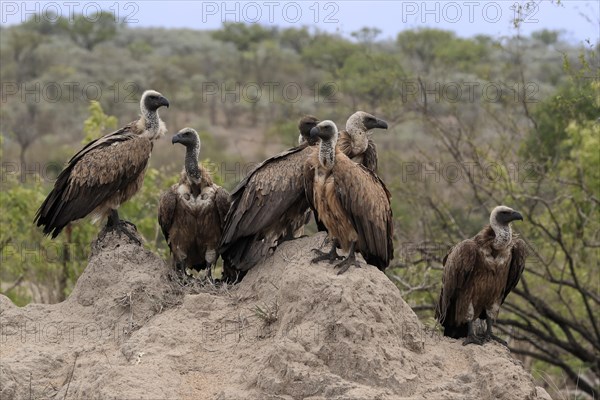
[214, 185, 231, 227]
[34, 124, 152, 237]
[501, 238, 527, 303]
[333, 155, 393, 270]
[436, 239, 478, 326]
[361, 138, 378, 172]
[158, 187, 178, 250]
[302, 151, 327, 232]
[220, 145, 310, 249]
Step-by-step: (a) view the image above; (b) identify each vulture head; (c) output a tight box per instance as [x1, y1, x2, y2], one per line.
[172, 127, 200, 150]
[141, 90, 170, 113]
[490, 205, 523, 226]
[346, 111, 388, 137]
[310, 120, 338, 143]
[298, 115, 320, 145]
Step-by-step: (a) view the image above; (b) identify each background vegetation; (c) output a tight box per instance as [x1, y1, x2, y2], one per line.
[0, 10, 598, 399]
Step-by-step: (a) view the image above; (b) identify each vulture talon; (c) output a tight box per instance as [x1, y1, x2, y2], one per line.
[483, 317, 508, 346]
[483, 334, 508, 346]
[175, 262, 188, 277]
[462, 334, 484, 346]
[311, 243, 341, 264]
[334, 255, 361, 275]
[111, 221, 141, 245]
[333, 241, 361, 274]
[102, 212, 141, 245]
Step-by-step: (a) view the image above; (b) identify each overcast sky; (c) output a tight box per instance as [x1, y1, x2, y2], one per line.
[1, 1, 598, 44]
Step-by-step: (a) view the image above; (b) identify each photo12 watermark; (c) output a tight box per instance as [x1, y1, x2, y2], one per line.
[200, 81, 338, 104]
[400, 1, 540, 25]
[199, 1, 340, 24]
[1, 1, 140, 24]
[1, 82, 141, 104]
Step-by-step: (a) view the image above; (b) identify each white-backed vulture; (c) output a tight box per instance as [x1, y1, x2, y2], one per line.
[35, 90, 169, 243]
[436, 206, 526, 345]
[219, 115, 320, 282]
[158, 128, 230, 277]
[336, 111, 388, 173]
[309, 111, 388, 233]
[304, 120, 394, 274]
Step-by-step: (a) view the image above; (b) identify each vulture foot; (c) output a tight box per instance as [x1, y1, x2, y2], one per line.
[311, 245, 343, 264]
[100, 220, 141, 246]
[175, 262, 189, 276]
[334, 241, 360, 274]
[113, 221, 142, 245]
[334, 255, 361, 275]
[462, 334, 484, 346]
[104, 210, 141, 245]
[483, 333, 508, 346]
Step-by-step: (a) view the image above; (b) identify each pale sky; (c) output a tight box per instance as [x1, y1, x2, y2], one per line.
[1, 1, 598, 44]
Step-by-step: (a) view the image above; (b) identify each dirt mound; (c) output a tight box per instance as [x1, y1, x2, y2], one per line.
[1, 229, 551, 400]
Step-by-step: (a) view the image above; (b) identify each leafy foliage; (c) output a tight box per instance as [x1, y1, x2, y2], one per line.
[57, 11, 119, 51]
[82, 101, 118, 144]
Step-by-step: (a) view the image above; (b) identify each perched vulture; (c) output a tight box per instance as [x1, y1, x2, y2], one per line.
[436, 206, 526, 345]
[308, 111, 388, 232]
[220, 115, 320, 282]
[158, 128, 230, 277]
[336, 111, 388, 173]
[35, 90, 170, 242]
[304, 120, 393, 274]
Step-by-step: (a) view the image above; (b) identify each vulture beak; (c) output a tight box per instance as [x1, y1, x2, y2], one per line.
[309, 126, 321, 139]
[160, 96, 170, 108]
[375, 118, 388, 130]
[171, 134, 181, 145]
[511, 211, 524, 221]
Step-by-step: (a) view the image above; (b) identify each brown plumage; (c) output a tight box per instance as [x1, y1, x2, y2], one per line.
[436, 206, 526, 346]
[310, 111, 388, 232]
[35, 90, 169, 241]
[220, 115, 319, 282]
[336, 111, 388, 173]
[158, 128, 230, 276]
[304, 120, 393, 274]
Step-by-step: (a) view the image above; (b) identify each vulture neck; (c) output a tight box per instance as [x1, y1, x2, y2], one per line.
[346, 125, 368, 155]
[184, 143, 202, 182]
[140, 108, 164, 140]
[490, 221, 512, 250]
[318, 138, 336, 170]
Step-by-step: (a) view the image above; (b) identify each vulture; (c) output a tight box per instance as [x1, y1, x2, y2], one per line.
[436, 206, 526, 345]
[35, 90, 170, 242]
[158, 128, 230, 277]
[304, 120, 393, 274]
[336, 111, 388, 173]
[309, 111, 388, 233]
[219, 115, 320, 282]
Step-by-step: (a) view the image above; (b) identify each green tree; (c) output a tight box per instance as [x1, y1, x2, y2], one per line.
[82, 101, 118, 144]
[58, 11, 118, 51]
[522, 73, 599, 166]
[211, 22, 275, 52]
[396, 29, 454, 74]
[301, 33, 359, 78]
